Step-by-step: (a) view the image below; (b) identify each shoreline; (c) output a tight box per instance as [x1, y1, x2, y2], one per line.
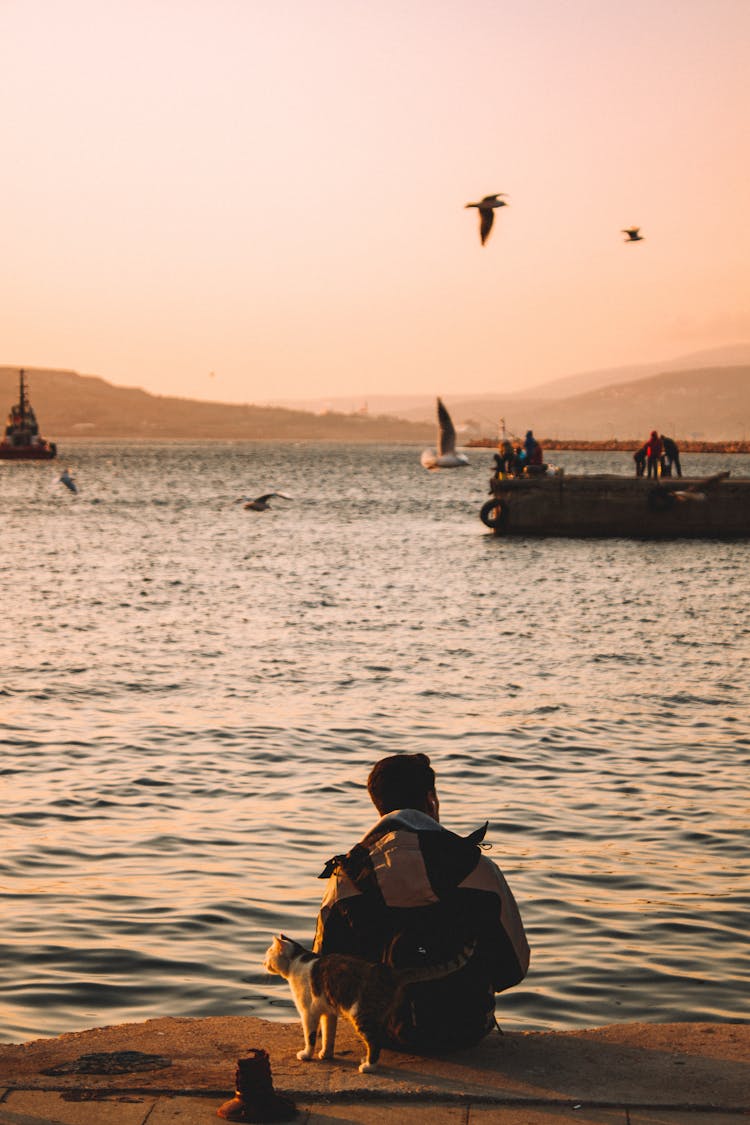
[467, 438, 750, 453]
[0, 1015, 747, 1121]
[4, 434, 750, 451]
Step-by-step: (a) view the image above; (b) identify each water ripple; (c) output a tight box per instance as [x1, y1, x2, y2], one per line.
[1, 443, 749, 1041]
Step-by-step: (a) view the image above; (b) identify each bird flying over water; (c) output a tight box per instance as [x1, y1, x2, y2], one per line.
[420, 398, 469, 470]
[57, 468, 78, 494]
[235, 492, 293, 511]
[673, 470, 730, 503]
[622, 227, 643, 242]
[465, 193, 508, 245]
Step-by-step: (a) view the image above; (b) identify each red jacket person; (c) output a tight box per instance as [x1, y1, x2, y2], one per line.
[314, 753, 530, 1051]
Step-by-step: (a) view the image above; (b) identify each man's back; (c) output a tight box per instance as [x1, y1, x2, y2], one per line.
[314, 809, 529, 1051]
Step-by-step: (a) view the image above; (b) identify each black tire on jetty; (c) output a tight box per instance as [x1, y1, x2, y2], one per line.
[480, 498, 510, 532]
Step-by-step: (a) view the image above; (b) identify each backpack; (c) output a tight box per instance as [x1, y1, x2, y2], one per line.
[381, 902, 495, 1051]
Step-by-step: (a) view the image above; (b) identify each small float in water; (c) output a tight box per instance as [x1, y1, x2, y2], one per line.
[0, 370, 57, 460]
[480, 471, 750, 538]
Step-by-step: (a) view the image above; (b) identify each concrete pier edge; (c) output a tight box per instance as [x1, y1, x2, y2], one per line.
[0, 1017, 748, 1122]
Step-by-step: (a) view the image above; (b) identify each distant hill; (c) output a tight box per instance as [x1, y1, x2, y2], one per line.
[525, 365, 750, 441]
[1, 359, 747, 442]
[505, 342, 750, 402]
[426, 366, 749, 441]
[354, 365, 750, 441]
[0, 368, 432, 442]
[265, 344, 750, 420]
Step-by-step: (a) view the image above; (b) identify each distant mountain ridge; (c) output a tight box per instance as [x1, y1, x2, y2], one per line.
[512, 365, 750, 441]
[509, 342, 750, 402]
[267, 344, 750, 427]
[0, 368, 432, 442]
[392, 365, 750, 441]
[1, 349, 748, 441]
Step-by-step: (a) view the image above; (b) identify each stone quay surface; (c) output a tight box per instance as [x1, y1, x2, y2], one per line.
[0, 1017, 748, 1124]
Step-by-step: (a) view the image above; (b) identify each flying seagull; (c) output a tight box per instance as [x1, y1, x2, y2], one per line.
[622, 227, 643, 242]
[674, 470, 730, 503]
[235, 492, 293, 511]
[465, 193, 508, 246]
[420, 398, 470, 470]
[57, 468, 78, 494]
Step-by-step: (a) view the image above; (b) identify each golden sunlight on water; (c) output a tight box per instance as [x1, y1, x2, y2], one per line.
[1, 443, 748, 1042]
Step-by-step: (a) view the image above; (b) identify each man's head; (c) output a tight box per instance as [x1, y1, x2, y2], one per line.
[367, 753, 439, 820]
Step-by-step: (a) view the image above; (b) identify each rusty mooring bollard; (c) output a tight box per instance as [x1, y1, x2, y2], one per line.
[217, 1048, 297, 1122]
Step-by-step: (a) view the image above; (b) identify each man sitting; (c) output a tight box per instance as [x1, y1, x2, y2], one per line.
[314, 753, 530, 1052]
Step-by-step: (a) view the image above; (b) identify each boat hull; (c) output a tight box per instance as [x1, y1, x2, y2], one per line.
[482, 474, 750, 538]
[0, 444, 57, 460]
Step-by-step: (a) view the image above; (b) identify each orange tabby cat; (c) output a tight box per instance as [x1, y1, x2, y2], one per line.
[264, 933, 474, 1073]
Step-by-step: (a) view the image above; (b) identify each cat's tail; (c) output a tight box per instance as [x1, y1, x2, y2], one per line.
[397, 941, 476, 986]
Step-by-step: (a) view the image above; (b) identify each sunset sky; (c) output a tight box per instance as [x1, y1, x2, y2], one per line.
[2, 0, 748, 405]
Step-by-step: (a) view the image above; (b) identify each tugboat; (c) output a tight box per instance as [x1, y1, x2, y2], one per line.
[0, 369, 57, 460]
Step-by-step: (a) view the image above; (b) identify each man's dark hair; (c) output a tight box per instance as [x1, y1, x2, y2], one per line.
[367, 753, 436, 815]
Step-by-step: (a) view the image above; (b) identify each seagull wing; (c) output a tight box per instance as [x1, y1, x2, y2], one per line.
[269, 493, 293, 501]
[479, 208, 495, 245]
[437, 398, 456, 456]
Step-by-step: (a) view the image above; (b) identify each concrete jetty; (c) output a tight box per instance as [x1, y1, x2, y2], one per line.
[0, 1017, 747, 1124]
[481, 473, 750, 537]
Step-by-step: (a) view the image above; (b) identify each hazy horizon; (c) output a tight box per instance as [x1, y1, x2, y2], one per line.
[6, 339, 749, 413]
[3, 1, 749, 405]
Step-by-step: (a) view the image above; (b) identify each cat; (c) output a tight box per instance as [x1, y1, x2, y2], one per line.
[263, 933, 474, 1073]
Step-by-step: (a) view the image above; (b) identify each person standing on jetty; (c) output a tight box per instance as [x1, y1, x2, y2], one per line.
[314, 753, 530, 1052]
[646, 430, 663, 478]
[660, 434, 682, 477]
[524, 430, 542, 466]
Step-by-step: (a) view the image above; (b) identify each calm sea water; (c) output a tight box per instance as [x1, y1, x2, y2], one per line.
[1, 442, 748, 1044]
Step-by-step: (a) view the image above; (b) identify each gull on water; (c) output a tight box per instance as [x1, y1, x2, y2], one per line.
[235, 493, 293, 511]
[622, 227, 644, 242]
[465, 193, 508, 245]
[420, 398, 469, 470]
